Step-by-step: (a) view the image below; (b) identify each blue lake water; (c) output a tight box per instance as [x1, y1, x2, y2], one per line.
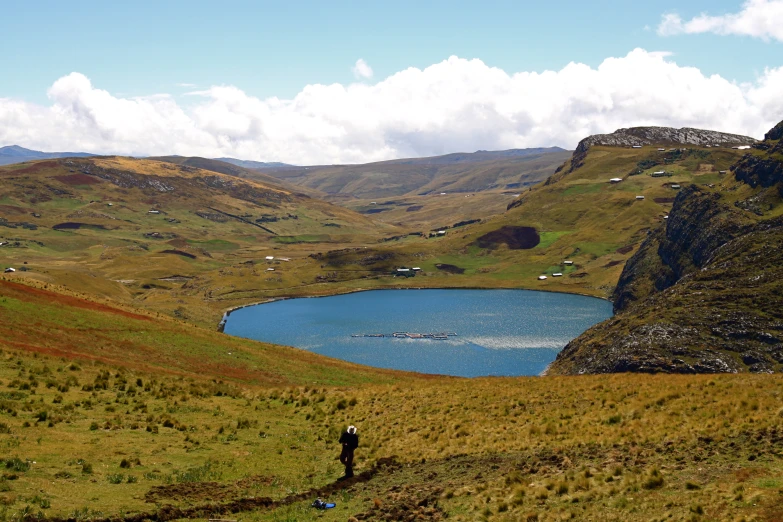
[224, 289, 612, 377]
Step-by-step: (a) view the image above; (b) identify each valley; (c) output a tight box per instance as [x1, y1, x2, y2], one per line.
[1, 124, 783, 521]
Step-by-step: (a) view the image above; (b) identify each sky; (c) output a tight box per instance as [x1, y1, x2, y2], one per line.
[1, 0, 782, 164]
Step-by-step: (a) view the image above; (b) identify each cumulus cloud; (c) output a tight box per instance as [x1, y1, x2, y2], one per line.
[352, 58, 373, 79]
[658, 0, 783, 41]
[1, 49, 782, 164]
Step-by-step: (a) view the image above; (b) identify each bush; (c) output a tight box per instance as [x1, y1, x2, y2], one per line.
[642, 469, 664, 490]
[107, 473, 124, 484]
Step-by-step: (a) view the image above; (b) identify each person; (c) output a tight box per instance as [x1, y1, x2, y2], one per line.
[338, 425, 359, 478]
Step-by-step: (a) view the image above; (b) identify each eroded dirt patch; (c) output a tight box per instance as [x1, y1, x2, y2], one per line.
[161, 249, 197, 259]
[145, 475, 274, 503]
[476, 226, 539, 250]
[53, 222, 108, 231]
[406, 205, 423, 212]
[435, 263, 464, 274]
[616, 244, 635, 255]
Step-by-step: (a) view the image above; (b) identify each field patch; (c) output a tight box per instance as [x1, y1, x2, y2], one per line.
[476, 225, 540, 250]
[537, 230, 571, 249]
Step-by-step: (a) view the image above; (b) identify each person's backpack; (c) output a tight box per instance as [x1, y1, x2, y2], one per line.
[311, 498, 335, 509]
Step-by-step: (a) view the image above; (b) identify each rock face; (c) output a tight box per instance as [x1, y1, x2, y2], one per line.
[565, 126, 757, 173]
[547, 121, 783, 375]
[576, 126, 756, 152]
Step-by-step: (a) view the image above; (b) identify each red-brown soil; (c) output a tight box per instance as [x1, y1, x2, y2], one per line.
[53, 173, 102, 185]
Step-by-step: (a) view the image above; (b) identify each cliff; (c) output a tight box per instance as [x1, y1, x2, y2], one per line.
[548, 121, 783, 375]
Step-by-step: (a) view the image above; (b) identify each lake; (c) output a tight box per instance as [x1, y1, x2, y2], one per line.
[223, 289, 612, 377]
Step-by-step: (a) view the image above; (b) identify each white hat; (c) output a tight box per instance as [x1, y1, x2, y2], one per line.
[348, 425, 356, 434]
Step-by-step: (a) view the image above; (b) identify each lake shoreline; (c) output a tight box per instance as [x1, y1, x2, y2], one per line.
[221, 288, 613, 378]
[219, 285, 613, 331]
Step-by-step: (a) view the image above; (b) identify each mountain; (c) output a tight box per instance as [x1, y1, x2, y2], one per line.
[547, 120, 783, 375]
[250, 147, 572, 199]
[0, 144, 96, 166]
[215, 157, 293, 169]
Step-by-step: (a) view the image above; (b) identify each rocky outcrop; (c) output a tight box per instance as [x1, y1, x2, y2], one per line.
[548, 121, 783, 375]
[568, 126, 756, 172]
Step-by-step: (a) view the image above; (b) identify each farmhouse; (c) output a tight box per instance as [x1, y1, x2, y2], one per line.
[552, 272, 563, 277]
[265, 256, 274, 260]
[671, 184, 681, 189]
[609, 178, 623, 183]
[563, 260, 573, 265]
[266, 268, 275, 271]
[635, 196, 645, 200]
[657, 148, 665, 152]
[632, 145, 642, 149]
[148, 210, 160, 214]
[538, 275, 547, 280]
[412, 267, 421, 271]
[4, 268, 15, 273]
[437, 230, 446, 235]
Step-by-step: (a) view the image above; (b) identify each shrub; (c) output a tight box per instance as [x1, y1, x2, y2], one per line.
[107, 474, 124, 484]
[642, 469, 664, 490]
[81, 463, 93, 475]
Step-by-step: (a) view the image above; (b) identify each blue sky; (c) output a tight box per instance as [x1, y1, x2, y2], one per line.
[2, 0, 778, 103]
[1, 0, 782, 162]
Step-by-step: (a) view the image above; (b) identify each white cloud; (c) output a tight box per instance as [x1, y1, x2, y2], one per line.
[658, 0, 783, 41]
[177, 82, 197, 88]
[0, 50, 782, 164]
[352, 58, 373, 80]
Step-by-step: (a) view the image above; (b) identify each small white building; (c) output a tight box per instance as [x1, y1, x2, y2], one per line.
[671, 184, 681, 189]
[719, 170, 727, 174]
[437, 230, 446, 235]
[552, 272, 563, 277]
[266, 267, 275, 271]
[563, 260, 573, 265]
[632, 145, 642, 149]
[609, 178, 623, 183]
[538, 275, 547, 280]
[657, 148, 665, 152]
[636, 195, 645, 200]
[279, 257, 291, 262]
[4, 268, 15, 273]
[733, 145, 752, 150]
[265, 256, 274, 261]
[653, 171, 666, 176]
[412, 267, 421, 271]
[397, 268, 410, 273]
[663, 215, 669, 219]
[148, 210, 160, 214]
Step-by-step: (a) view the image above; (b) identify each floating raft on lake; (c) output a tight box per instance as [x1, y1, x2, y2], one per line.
[350, 332, 457, 340]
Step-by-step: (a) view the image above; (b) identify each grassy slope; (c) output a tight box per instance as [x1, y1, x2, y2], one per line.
[0, 341, 781, 521]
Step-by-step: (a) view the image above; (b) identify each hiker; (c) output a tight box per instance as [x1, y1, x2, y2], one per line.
[338, 424, 359, 478]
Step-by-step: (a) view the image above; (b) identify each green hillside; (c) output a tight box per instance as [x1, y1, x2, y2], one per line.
[549, 120, 783, 375]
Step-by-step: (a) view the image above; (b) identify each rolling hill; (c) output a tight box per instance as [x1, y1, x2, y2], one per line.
[251, 147, 571, 199]
[0, 156, 394, 325]
[0, 144, 96, 166]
